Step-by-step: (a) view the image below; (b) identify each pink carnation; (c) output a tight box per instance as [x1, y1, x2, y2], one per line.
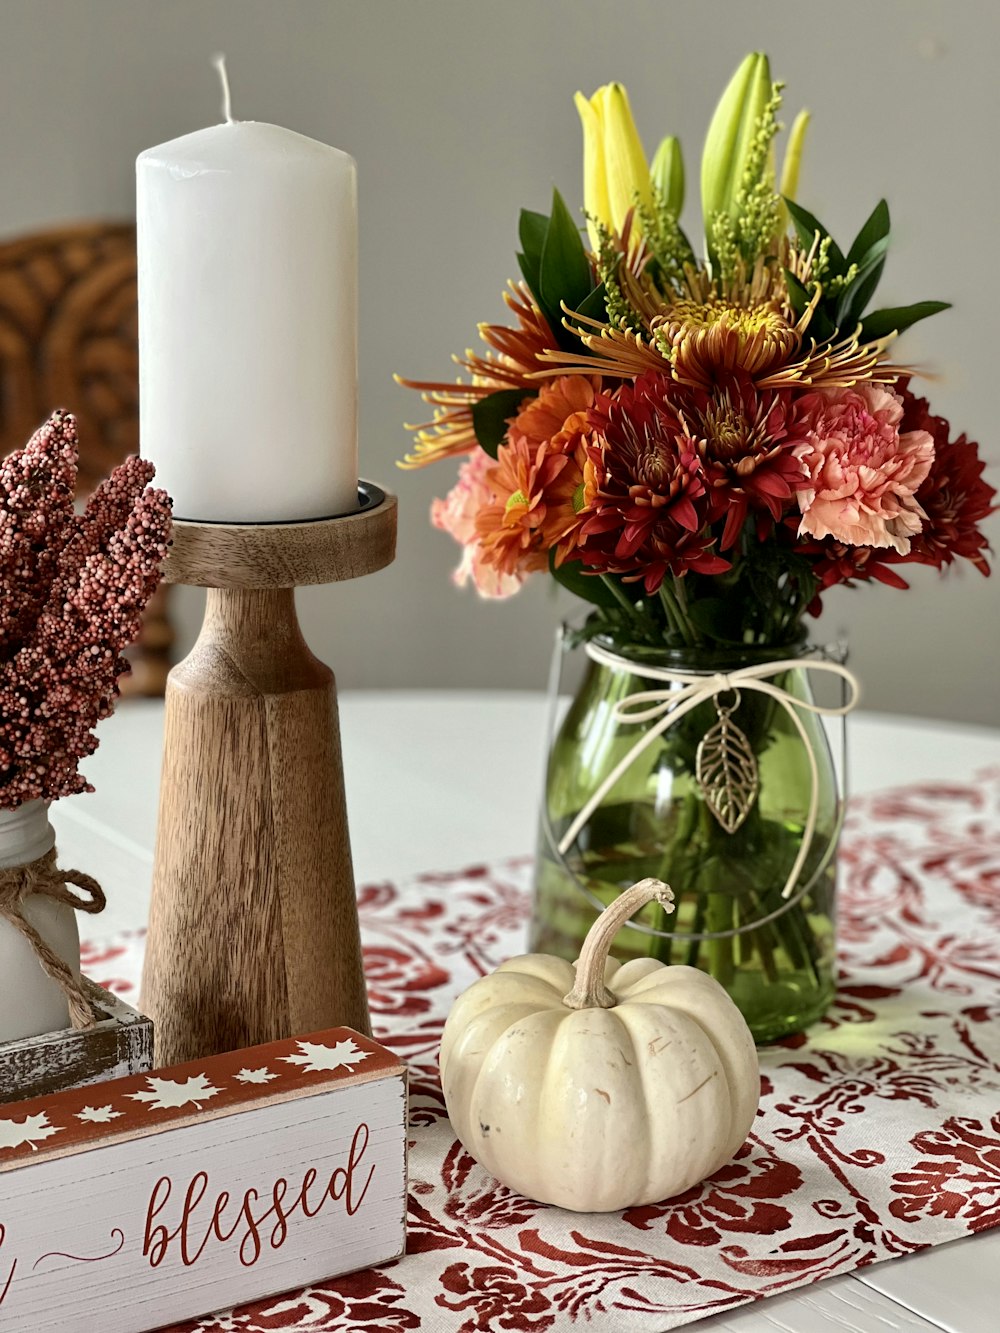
[431, 449, 523, 599]
[793, 385, 934, 553]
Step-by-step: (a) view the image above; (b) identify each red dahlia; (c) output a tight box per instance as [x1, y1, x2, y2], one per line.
[577, 374, 727, 592]
[799, 534, 911, 596]
[683, 372, 807, 548]
[896, 384, 995, 575]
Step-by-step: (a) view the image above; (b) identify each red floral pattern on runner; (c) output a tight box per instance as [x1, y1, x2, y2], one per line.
[364, 943, 450, 1017]
[438, 1260, 556, 1332]
[889, 1113, 1000, 1233]
[172, 1269, 420, 1333]
[84, 773, 1000, 1331]
[622, 1139, 799, 1245]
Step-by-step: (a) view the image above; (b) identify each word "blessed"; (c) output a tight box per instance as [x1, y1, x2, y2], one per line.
[144, 1121, 375, 1269]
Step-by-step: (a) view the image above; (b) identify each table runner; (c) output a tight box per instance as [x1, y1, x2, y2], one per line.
[79, 773, 1000, 1332]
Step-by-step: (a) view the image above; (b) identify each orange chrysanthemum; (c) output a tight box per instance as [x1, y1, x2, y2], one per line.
[547, 438, 593, 567]
[476, 433, 579, 579]
[511, 375, 598, 450]
[509, 376, 600, 565]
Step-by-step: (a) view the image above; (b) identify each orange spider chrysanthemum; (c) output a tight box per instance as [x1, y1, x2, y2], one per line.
[534, 244, 903, 395]
[396, 284, 558, 469]
[656, 298, 800, 387]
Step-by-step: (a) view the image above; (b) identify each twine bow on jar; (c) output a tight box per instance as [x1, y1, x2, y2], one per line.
[0, 851, 106, 1030]
[557, 641, 862, 902]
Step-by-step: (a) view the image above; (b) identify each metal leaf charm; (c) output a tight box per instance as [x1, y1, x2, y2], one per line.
[695, 706, 759, 833]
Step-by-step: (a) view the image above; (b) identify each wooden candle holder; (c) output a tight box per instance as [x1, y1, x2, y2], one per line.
[140, 483, 397, 1066]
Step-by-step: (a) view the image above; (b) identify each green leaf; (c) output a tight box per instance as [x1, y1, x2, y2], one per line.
[539, 188, 593, 320]
[852, 233, 890, 279]
[837, 259, 884, 328]
[516, 252, 537, 300]
[847, 199, 890, 268]
[783, 197, 845, 272]
[783, 268, 811, 318]
[810, 306, 836, 344]
[519, 208, 549, 258]
[471, 388, 533, 457]
[835, 235, 890, 327]
[572, 282, 607, 324]
[548, 550, 622, 609]
[860, 301, 951, 343]
[517, 208, 549, 301]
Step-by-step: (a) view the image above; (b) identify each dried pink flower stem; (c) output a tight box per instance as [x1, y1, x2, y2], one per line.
[0, 411, 173, 808]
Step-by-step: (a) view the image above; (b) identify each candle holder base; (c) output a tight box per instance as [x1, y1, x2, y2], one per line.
[140, 484, 397, 1067]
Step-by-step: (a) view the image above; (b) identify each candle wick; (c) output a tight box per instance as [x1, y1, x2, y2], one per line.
[211, 52, 235, 124]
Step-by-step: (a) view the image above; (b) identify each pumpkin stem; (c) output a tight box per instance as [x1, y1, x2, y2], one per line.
[562, 879, 676, 1010]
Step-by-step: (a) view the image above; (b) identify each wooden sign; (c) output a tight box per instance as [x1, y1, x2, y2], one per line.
[0, 1026, 407, 1331]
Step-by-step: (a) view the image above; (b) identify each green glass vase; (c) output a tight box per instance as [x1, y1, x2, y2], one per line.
[530, 633, 845, 1044]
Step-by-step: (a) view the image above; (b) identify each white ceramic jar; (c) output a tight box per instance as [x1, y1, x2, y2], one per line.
[0, 801, 81, 1042]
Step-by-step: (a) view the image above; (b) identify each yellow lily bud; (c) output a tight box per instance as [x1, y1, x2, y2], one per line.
[779, 108, 810, 203]
[575, 82, 653, 248]
[701, 52, 773, 227]
[599, 83, 654, 234]
[574, 90, 611, 251]
[651, 135, 684, 215]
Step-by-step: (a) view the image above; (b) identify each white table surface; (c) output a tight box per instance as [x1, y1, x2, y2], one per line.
[50, 692, 1000, 1333]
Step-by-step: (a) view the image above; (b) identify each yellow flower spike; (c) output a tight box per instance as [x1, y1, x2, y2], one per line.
[576, 82, 653, 247]
[701, 52, 773, 229]
[575, 90, 611, 251]
[779, 108, 810, 203]
[651, 135, 685, 216]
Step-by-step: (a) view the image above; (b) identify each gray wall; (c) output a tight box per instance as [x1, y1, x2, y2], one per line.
[2, 0, 997, 723]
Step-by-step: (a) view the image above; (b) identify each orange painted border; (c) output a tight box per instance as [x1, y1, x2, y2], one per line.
[0, 1026, 403, 1170]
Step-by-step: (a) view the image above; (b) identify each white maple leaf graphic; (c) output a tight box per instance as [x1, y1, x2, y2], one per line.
[235, 1067, 277, 1085]
[128, 1073, 220, 1111]
[0, 1112, 61, 1152]
[281, 1038, 369, 1074]
[76, 1105, 123, 1124]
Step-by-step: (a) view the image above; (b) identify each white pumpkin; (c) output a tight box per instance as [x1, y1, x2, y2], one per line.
[440, 879, 759, 1212]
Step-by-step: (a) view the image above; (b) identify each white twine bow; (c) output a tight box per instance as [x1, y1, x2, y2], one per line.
[557, 641, 862, 901]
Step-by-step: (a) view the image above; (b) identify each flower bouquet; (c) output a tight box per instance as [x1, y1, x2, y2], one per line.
[398, 53, 995, 1039]
[0, 410, 171, 1044]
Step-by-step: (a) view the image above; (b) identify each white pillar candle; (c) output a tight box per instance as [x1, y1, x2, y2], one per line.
[137, 61, 358, 522]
